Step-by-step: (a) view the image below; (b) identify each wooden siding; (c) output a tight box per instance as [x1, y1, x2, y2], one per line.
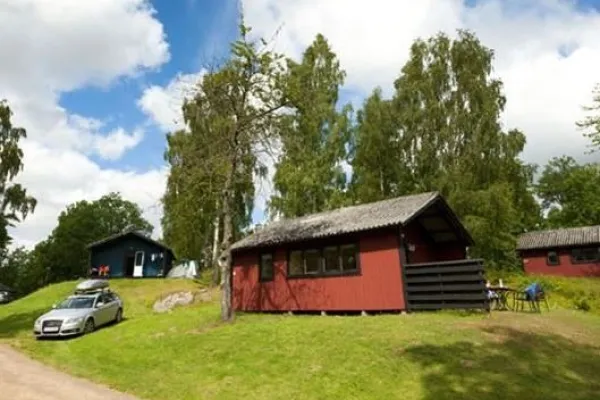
[90, 236, 173, 278]
[404, 259, 488, 311]
[520, 248, 600, 277]
[232, 228, 405, 312]
[232, 220, 470, 313]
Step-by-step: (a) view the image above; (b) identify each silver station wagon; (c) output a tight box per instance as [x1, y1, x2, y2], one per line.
[33, 280, 123, 338]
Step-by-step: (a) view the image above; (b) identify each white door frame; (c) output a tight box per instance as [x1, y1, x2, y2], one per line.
[133, 251, 145, 277]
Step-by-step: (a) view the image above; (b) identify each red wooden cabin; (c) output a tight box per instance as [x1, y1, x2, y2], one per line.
[231, 191, 483, 313]
[517, 225, 600, 277]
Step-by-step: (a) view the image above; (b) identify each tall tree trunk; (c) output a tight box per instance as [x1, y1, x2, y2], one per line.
[218, 160, 236, 322]
[211, 198, 221, 286]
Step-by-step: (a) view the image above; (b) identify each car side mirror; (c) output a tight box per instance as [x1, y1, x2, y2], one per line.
[96, 302, 104, 308]
[51, 303, 57, 309]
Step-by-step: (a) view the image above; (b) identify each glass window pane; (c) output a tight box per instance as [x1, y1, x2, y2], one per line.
[260, 254, 273, 281]
[547, 251, 559, 266]
[304, 249, 321, 274]
[572, 247, 598, 262]
[323, 246, 340, 272]
[289, 251, 303, 276]
[340, 244, 357, 271]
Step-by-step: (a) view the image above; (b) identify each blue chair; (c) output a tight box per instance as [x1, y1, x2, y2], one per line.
[514, 282, 549, 312]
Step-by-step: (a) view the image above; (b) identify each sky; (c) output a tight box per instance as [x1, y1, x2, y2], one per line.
[2, 0, 600, 249]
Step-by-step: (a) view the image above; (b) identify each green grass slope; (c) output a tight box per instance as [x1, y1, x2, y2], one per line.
[1, 277, 600, 400]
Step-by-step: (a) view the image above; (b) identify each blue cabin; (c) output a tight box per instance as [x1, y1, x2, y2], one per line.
[87, 231, 175, 278]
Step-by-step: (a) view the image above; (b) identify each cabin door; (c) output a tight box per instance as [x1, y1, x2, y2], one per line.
[133, 251, 145, 277]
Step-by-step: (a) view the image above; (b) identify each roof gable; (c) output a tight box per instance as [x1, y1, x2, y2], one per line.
[87, 231, 174, 255]
[231, 192, 472, 252]
[517, 225, 600, 251]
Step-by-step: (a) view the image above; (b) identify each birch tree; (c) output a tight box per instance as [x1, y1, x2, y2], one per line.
[351, 30, 540, 269]
[165, 24, 287, 321]
[577, 83, 600, 150]
[0, 100, 37, 259]
[269, 34, 352, 217]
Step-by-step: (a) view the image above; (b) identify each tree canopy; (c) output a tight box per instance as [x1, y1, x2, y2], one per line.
[269, 33, 352, 218]
[577, 83, 600, 150]
[0, 100, 37, 259]
[351, 30, 540, 269]
[536, 156, 600, 228]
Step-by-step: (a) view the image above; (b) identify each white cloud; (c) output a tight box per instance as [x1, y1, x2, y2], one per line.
[13, 141, 168, 249]
[242, 0, 600, 168]
[93, 128, 145, 160]
[138, 72, 205, 132]
[1, 0, 170, 248]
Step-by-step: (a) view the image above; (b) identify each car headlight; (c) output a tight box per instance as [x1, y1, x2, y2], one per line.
[34, 318, 42, 326]
[65, 317, 84, 324]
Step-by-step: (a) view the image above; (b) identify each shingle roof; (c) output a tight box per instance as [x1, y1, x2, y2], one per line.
[87, 230, 174, 255]
[231, 191, 464, 252]
[517, 225, 600, 251]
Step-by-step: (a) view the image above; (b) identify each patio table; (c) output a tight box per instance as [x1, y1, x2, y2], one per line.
[488, 286, 515, 311]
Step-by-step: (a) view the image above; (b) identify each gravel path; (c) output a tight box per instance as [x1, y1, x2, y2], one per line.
[0, 344, 140, 400]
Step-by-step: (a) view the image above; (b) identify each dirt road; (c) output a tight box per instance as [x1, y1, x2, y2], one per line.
[0, 344, 140, 400]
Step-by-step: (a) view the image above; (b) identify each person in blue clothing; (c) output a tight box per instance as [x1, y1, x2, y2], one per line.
[486, 280, 499, 301]
[524, 282, 541, 301]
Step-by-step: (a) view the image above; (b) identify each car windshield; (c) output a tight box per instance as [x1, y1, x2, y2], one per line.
[56, 297, 95, 309]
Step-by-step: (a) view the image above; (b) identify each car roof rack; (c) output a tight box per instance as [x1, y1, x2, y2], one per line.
[74, 279, 110, 295]
[73, 287, 111, 295]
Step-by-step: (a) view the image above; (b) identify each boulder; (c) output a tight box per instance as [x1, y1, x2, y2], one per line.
[153, 291, 195, 313]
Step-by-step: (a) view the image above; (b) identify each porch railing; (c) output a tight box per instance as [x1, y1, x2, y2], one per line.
[403, 259, 489, 311]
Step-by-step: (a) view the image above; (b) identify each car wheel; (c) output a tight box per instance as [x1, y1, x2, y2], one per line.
[114, 308, 123, 324]
[83, 318, 95, 334]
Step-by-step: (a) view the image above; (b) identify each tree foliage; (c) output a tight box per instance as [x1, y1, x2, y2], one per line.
[269, 34, 352, 218]
[0, 100, 37, 259]
[351, 30, 540, 269]
[163, 22, 287, 320]
[536, 156, 600, 228]
[577, 83, 600, 150]
[162, 128, 222, 268]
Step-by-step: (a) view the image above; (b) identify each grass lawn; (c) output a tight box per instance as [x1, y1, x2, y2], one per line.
[1, 278, 600, 400]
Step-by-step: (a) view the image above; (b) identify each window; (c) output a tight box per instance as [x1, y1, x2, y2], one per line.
[571, 247, 599, 263]
[259, 253, 274, 281]
[289, 251, 304, 276]
[286, 243, 359, 278]
[323, 246, 340, 272]
[340, 244, 358, 271]
[99, 293, 115, 305]
[304, 249, 321, 274]
[546, 250, 559, 266]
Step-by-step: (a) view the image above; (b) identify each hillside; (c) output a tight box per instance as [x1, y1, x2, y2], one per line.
[1, 277, 599, 400]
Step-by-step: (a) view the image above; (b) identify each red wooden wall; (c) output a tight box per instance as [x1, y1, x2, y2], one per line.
[232, 228, 405, 312]
[232, 220, 469, 312]
[521, 248, 600, 277]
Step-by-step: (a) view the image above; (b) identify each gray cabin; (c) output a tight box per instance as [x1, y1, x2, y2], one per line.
[87, 231, 175, 278]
